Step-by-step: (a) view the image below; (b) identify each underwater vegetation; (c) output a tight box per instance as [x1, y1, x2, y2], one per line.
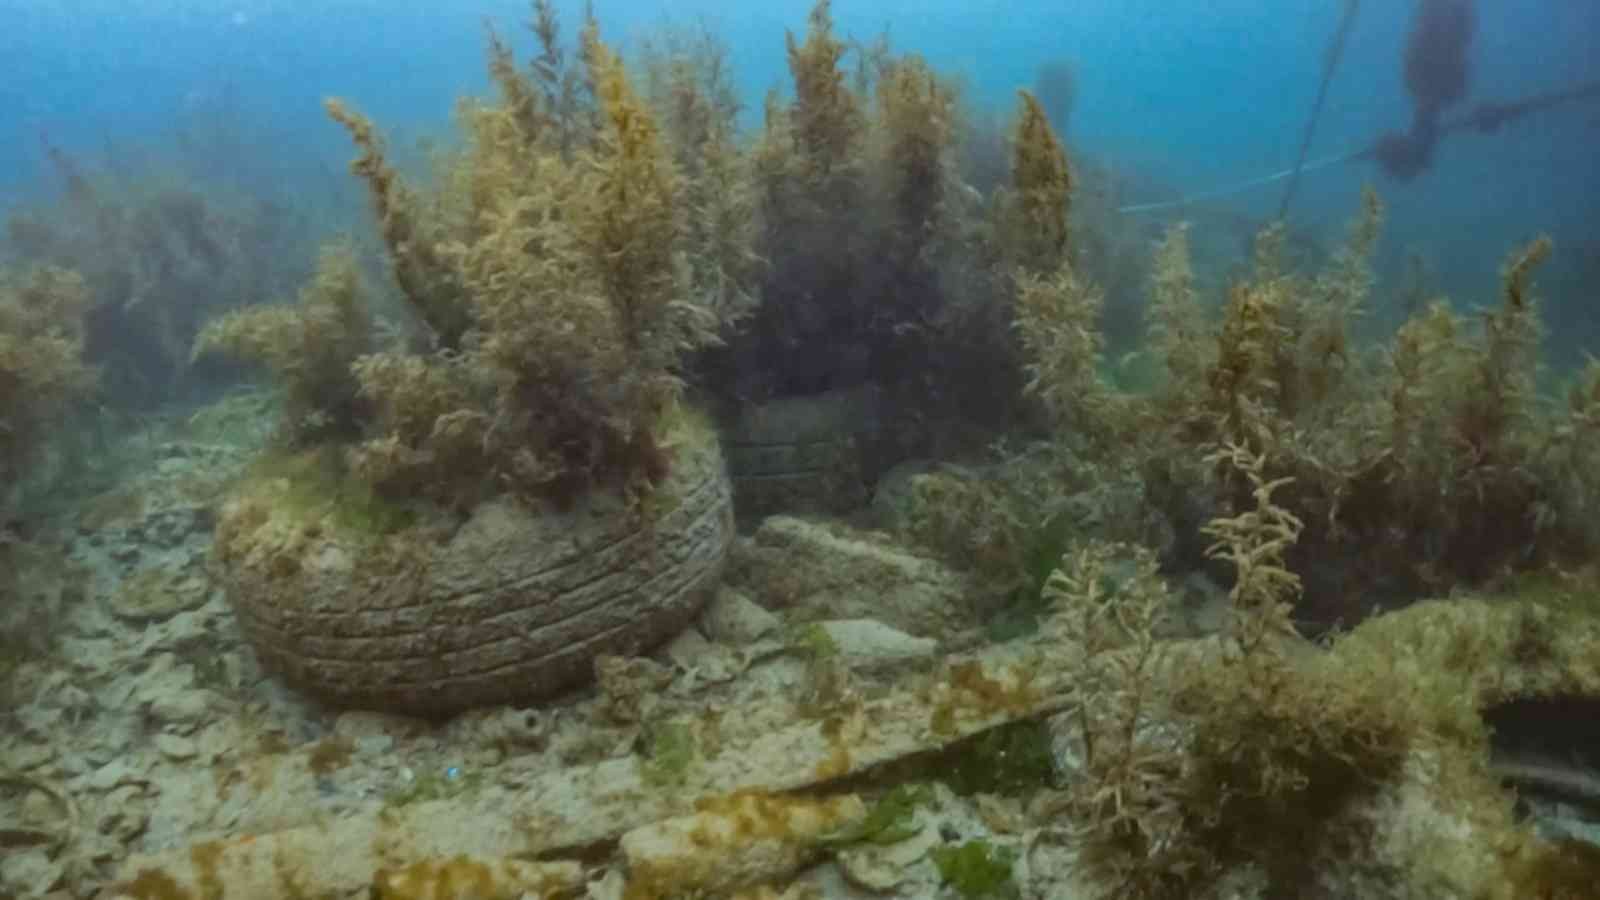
[705, 0, 1097, 461]
[1145, 216, 1600, 624]
[191, 242, 373, 447]
[5, 136, 321, 410]
[1037, 445, 1600, 899]
[198, 1, 758, 510]
[0, 263, 94, 622]
[1046, 455, 1419, 899]
[906, 172, 1600, 632]
[192, 0, 1094, 505]
[178, 0, 1596, 749]
[0, 264, 96, 498]
[5, 0, 1598, 895]
[562, 0, 1600, 641]
[0, 264, 93, 688]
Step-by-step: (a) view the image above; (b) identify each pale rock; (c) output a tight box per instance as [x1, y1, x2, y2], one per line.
[664, 626, 713, 664]
[4, 741, 53, 771]
[194, 723, 239, 763]
[818, 619, 938, 663]
[467, 707, 546, 754]
[146, 689, 215, 728]
[155, 733, 198, 761]
[20, 787, 61, 823]
[836, 820, 939, 892]
[0, 849, 65, 895]
[700, 588, 781, 644]
[333, 710, 423, 742]
[732, 516, 976, 636]
[99, 786, 149, 843]
[585, 867, 626, 900]
[664, 628, 742, 686]
[85, 759, 145, 792]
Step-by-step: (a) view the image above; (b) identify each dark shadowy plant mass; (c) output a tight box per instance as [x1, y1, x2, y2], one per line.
[692, 3, 1165, 470]
[711, 2, 1101, 462]
[4, 138, 324, 409]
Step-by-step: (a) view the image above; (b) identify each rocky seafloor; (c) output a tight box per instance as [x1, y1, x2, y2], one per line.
[2, 394, 1598, 899]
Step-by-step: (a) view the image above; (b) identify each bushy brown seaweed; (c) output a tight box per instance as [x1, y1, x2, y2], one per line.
[0, 265, 96, 492]
[1005, 177, 1598, 630]
[784, 0, 865, 187]
[999, 89, 1073, 275]
[1012, 257, 1123, 447]
[721, 0, 1040, 458]
[323, 100, 472, 350]
[315, 17, 742, 506]
[734, 0, 872, 400]
[192, 242, 373, 445]
[1051, 447, 1416, 899]
[636, 23, 762, 328]
[873, 53, 957, 273]
[182, 10, 752, 511]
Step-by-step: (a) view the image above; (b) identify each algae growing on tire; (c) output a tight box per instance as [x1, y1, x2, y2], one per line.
[193, 17, 754, 716]
[211, 414, 734, 716]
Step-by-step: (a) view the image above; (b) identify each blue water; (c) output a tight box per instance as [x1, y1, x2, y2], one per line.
[4, 0, 1597, 316]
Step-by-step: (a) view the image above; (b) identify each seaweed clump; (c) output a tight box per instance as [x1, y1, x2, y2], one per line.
[0, 264, 93, 656]
[192, 242, 372, 446]
[0, 265, 96, 495]
[717, 0, 1040, 454]
[1155, 216, 1590, 622]
[1048, 446, 1417, 899]
[930, 839, 1020, 899]
[7, 140, 317, 409]
[1000, 179, 1600, 628]
[998, 89, 1072, 276]
[328, 19, 736, 507]
[198, 10, 750, 511]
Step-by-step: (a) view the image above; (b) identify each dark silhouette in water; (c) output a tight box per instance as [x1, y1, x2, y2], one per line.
[1376, 0, 1477, 180]
[1405, 0, 1475, 111]
[1347, 77, 1600, 180]
[1455, 79, 1600, 134]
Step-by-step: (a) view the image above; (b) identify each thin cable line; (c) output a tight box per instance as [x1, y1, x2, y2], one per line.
[1117, 149, 1362, 215]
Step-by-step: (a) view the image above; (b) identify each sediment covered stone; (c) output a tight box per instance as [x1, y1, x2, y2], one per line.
[619, 792, 867, 898]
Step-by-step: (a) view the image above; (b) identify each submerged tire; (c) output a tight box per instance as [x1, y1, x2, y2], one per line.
[720, 384, 881, 522]
[211, 425, 734, 717]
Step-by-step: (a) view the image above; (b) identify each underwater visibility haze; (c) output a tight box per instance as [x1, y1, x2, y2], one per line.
[3, 0, 1600, 897]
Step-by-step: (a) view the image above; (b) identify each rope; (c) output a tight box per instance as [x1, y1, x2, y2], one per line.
[1116, 149, 1363, 215]
[1116, 77, 1600, 216]
[1279, 0, 1362, 219]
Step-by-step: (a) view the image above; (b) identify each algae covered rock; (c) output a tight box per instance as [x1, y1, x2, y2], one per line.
[728, 515, 976, 637]
[210, 424, 734, 716]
